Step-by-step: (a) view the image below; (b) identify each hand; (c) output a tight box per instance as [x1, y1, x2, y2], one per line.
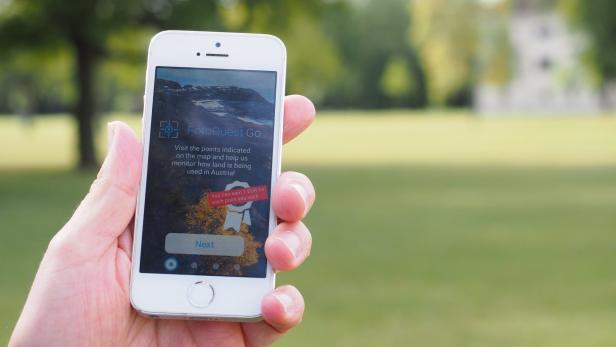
[10, 95, 316, 347]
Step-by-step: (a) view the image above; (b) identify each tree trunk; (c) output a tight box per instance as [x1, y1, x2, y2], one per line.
[73, 38, 98, 169]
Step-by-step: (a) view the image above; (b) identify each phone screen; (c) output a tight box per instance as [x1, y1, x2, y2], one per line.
[139, 66, 277, 278]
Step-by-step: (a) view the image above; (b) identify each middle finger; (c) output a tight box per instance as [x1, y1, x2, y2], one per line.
[265, 221, 312, 272]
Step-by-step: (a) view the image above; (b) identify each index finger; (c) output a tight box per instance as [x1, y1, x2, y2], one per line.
[283, 95, 315, 144]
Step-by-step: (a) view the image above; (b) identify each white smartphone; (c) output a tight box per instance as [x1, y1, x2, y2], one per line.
[130, 30, 286, 321]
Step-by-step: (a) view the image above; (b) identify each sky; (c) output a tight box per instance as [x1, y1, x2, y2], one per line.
[156, 67, 277, 103]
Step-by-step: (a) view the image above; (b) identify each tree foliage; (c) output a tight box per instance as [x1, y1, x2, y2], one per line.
[322, 0, 426, 108]
[559, 0, 616, 86]
[380, 55, 414, 100]
[410, 0, 479, 107]
[1, 0, 615, 146]
[0, 0, 320, 168]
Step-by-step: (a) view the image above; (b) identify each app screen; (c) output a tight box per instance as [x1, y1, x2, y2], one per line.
[140, 66, 277, 278]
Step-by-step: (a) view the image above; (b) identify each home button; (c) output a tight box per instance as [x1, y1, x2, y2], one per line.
[187, 281, 214, 308]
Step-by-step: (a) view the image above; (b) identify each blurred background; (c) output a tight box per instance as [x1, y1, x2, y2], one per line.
[1, 0, 616, 345]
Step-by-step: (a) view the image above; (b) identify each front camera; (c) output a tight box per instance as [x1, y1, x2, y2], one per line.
[196, 52, 201, 56]
[215, 42, 221, 48]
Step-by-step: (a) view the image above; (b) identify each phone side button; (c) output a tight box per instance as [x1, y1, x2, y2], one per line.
[187, 281, 215, 308]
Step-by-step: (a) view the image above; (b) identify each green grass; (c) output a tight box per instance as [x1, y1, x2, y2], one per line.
[2, 112, 616, 346]
[3, 111, 616, 168]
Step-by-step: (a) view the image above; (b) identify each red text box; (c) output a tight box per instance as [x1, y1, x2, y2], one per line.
[208, 185, 269, 207]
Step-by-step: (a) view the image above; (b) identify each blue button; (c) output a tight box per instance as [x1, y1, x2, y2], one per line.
[165, 233, 245, 256]
[164, 257, 178, 271]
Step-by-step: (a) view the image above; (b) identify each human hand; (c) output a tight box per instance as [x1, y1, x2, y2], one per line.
[9, 95, 316, 347]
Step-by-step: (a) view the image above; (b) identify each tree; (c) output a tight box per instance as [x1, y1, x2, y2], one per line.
[0, 0, 320, 168]
[0, 0, 220, 168]
[322, 0, 426, 108]
[410, 0, 478, 107]
[559, 0, 616, 104]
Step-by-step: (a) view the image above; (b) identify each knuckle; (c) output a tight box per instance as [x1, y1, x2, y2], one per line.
[90, 176, 137, 200]
[47, 231, 78, 258]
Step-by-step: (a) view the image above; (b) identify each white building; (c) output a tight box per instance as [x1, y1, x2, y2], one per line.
[475, 4, 603, 114]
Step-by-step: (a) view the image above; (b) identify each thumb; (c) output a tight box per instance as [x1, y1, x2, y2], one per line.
[51, 121, 142, 257]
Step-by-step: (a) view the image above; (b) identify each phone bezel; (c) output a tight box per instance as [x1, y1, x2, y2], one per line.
[130, 30, 286, 320]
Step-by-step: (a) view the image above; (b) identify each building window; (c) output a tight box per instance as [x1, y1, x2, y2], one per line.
[538, 23, 551, 38]
[539, 57, 553, 71]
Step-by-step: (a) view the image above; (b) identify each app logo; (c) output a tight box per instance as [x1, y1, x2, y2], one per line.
[164, 257, 178, 271]
[159, 120, 180, 138]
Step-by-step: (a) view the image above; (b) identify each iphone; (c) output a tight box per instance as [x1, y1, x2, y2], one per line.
[130, 31, 285, 320]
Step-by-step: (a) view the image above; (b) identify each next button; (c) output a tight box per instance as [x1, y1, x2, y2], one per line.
[165, 233, 245, 257]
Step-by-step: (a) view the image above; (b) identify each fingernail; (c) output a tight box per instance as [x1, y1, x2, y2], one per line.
[290, 183, 308, 213]
[277, 231, 301, 259]
[272, 291, 295, 315]
[107, 122, 117, 152]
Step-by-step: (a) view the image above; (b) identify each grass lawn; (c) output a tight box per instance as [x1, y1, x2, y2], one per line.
[2, 111, 616, 346]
